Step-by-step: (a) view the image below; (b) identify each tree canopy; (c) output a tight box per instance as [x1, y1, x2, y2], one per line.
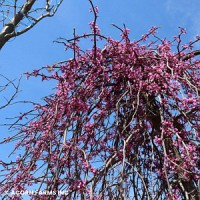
[0, 1, 200, 200]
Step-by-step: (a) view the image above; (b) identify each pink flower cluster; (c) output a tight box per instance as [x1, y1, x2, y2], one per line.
[1, 24, 199, 199]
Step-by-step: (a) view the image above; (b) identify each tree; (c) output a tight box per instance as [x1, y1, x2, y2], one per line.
[0, 0, 63, 49]
[0, 1, 200, 200]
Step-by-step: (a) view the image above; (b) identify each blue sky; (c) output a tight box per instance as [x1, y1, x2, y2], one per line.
[0, 0, 200, 160]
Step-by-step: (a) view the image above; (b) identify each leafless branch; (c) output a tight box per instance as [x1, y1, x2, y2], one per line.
[0, 0, 64, 49]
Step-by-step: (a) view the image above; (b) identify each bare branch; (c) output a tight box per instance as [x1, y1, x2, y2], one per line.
[0, 0, 64, 49]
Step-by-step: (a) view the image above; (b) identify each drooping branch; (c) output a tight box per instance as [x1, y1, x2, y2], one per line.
[0, 3, 199, 199]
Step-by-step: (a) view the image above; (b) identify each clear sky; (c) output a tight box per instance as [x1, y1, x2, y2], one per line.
[0, 0, 200, 160]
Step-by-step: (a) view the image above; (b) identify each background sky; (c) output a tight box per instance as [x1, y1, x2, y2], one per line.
[0, 0, 200, 161]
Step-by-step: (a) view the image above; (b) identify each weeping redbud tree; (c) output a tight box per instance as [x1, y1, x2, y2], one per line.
[0, 2, 200, 200]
